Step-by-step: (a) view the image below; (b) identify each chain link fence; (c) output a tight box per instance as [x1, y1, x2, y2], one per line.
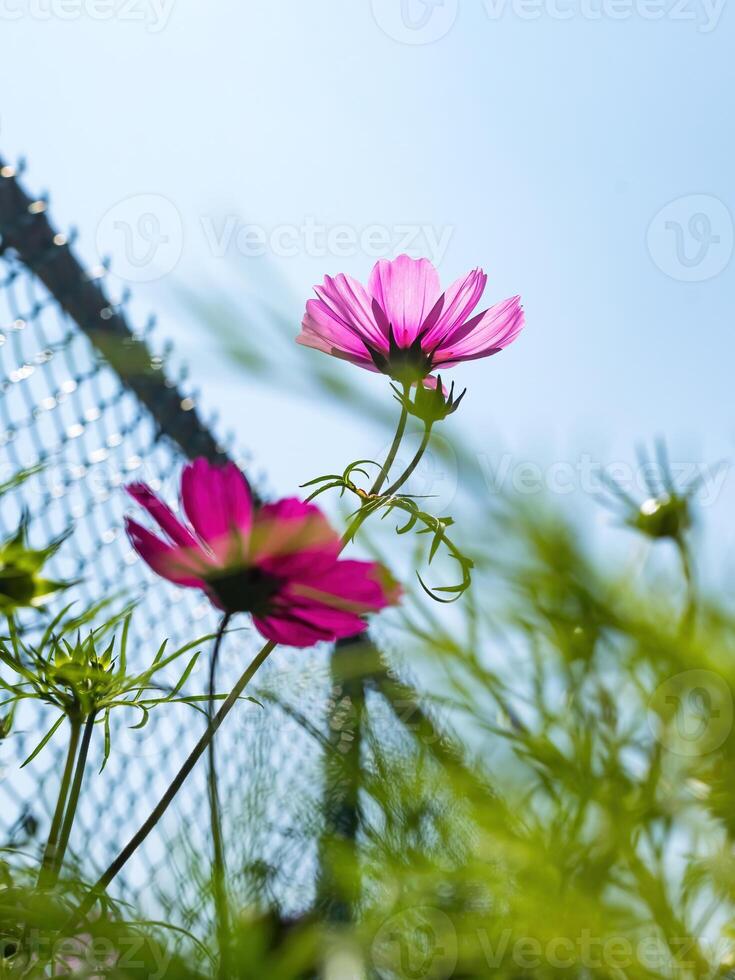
[0, 159, 460, 967]
[0, 158, 346, 944]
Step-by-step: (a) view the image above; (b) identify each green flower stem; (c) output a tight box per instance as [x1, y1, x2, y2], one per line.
[50, 711, 97, 884]
[382, 423, 433, 498]
[343, 418, 435, 547]
[38, 716, 81, 888]
[368, 385, 409, 495]
[676, 536, 696, 633]
[208, 613, 231, 980]
[69, 638, 277, 929]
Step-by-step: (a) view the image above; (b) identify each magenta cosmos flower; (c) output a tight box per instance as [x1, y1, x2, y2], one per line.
[297, 254, 524, 386]
[125, 458, 400, 647]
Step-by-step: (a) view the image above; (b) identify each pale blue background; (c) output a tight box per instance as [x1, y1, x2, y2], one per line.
[1, 0, 733, 570]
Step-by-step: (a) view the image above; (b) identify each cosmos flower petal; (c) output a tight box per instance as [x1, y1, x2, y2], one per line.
[297, 300, 380, 371]
[256, 556, 399, 648]
[125, 518, 209, 587]
[290, 559, 401, 612]
[315, 273, 388, 348]
[283, 599, 368, 637]
[257, 549, 338, 581]
[126, 483, 199, 549]
[288, 560, 401, 620]
[294, 602, 368, 635]
[251, 498, 341, 564]
[251, 614, 334, 648]
[368, 255, 442, 347]
[300, 300, 373, 357]
[181, 458, 253, 561]
[420, 268, 487, 347]
[222, 461, 254, 534]
[433, 296, 525, 366]
[254, 595, 372, 648]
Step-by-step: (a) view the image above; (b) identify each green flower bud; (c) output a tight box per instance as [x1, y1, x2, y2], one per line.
[0, 522, 72, 615]
[391, 375, 467, 425]
[630, 492, 692, 540]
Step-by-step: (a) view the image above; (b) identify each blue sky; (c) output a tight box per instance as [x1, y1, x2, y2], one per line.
[1, 0, 734, 568]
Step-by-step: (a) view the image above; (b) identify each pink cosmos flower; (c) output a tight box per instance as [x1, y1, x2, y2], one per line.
[297, 254, 524, 386]
[52, 933, 116, 978]
[125, 459, 400, 648]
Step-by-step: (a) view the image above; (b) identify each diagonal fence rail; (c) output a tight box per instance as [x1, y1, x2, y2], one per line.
[0, 158, 330, 941]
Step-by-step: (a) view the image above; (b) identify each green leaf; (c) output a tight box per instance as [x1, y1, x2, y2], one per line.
[299, 473, 343, 488]
[21, 713, 65, 767]
[429, 525, 447, 563]
[305, 481, 344, 503]
[118, 613, 132, 677]
[0, 463, 44, 497]
[100, 709, 112, 773]
[129, 705, 151, 730]
[166, 653, 200, 700]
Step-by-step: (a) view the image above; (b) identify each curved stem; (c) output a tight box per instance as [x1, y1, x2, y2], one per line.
[68, 638, 277, 929]
[208, 613, 231, 979]
[368, 386, 409, 495]
[382, 424, 433, 498]
[676, 536, 696, 633]
[50, 711, 96, 884]
[38, 716, 81, 888]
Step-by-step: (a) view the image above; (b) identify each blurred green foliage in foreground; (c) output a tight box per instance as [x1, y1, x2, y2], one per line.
[5, 487, 735, 979]
[2, 284, 734, 978]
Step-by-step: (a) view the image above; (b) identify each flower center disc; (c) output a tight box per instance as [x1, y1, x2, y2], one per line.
[207, 567, 281, 616]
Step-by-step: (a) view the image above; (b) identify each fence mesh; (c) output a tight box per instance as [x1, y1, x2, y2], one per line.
[0, 160, 341, 948]
[0, 159, 456, 966]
